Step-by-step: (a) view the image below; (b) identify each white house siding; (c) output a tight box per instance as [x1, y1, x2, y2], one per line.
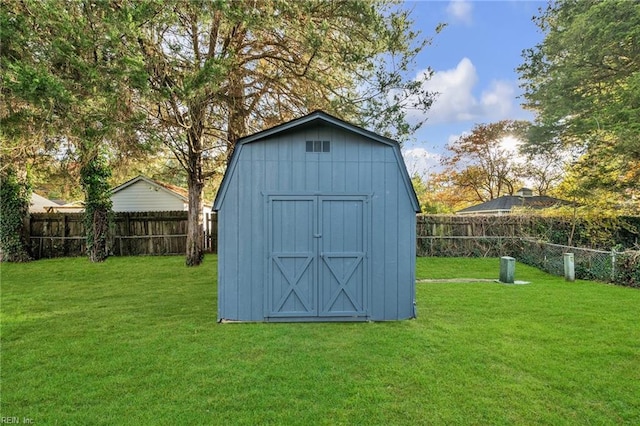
[111, 180, 186, 212]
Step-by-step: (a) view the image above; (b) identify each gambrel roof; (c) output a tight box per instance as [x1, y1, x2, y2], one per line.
[213, 110, 420, 212]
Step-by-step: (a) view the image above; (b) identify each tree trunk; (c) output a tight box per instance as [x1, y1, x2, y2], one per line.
[88, 207, 110, 262]
[226, 70, 246, 164]
[80, 151, 112, 263]
[185, 115, 205, 266]
[186, 174, 204, 266]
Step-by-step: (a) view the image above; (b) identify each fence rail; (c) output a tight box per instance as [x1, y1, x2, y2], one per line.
[22, 212, 639, 286]
[415, 215, 638, 287]
[27, 211, 217, 259]
[519, 238, 621, 282]
[416, 236, 521, 258]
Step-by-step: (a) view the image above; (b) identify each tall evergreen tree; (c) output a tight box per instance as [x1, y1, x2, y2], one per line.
[3, 0, 440, 265]
[130, 0, 439, 265]
[1, 0, 150, 261]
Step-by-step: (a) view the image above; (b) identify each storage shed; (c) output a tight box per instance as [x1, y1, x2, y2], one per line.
[213, 111, 420, 322]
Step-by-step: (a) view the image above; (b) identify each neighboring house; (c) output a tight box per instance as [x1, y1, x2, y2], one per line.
[456, 188, 570, 216]
[53, 201, 85, 213]
[214, 110, 420, 323]
[29, 193, 85, 213]
[30, 193, 61, 213]
[110, 175, 211, 215]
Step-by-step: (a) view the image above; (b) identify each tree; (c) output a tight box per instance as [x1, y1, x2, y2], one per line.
[1, 1, 63, 258]
[130, 0, 439, 266]
[554, 141, 640, 215]
[440, 120, 530, 203]
[0, 168, 31, 262]
[1, 0, 150, 261]
[519, 132, 569, 197]
[80, 150, 113, 262]
[411, 174, 462, 214]
[518, 0, 640, 198]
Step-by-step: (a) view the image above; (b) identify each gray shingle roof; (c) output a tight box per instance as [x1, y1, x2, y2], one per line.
[457, 195, 569, 214]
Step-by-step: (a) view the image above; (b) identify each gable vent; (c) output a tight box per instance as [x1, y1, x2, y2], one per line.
[306, 140, 330, 153]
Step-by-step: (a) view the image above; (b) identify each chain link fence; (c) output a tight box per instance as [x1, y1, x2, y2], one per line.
[518, 239, 614, 281]
[417, 236, 639, 287]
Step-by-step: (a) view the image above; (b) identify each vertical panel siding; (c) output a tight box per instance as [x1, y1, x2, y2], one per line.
[383, 161, 400, 319]
[218, 125, 417, 321]
[219, 165, 239, 320]
[398, 203, 417, 318]
[237, 161, 252, 320]
[250, 149, 266, 320]
[369, 152, 386, 320]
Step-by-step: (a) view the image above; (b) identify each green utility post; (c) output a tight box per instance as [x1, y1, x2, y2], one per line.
[499, 256, 515, 284]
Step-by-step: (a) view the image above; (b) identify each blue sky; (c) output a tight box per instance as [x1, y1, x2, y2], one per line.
[400, 0, 547, 177]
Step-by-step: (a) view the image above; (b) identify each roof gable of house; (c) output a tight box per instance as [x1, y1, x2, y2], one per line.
[29, 193, 61, 212]
[110, 175, 188, 202]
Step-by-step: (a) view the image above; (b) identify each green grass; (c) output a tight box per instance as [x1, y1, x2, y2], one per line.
[416, 257, 509, 280]
[1, 256, 639, 425]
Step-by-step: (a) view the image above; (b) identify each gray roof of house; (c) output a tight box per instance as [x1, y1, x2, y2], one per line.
[457, 195, 569, 214]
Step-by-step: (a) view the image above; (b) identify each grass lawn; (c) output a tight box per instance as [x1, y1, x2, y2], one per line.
[1, 255, 639, 425]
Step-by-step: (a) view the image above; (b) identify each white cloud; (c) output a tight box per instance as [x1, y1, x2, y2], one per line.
[422, 57, 478, 123]
[446, 0, 473, 25]
[402, 147, 441, 178]
[480, 81, 515, 119]
[447, 131, 469, 146]
[410, 58, 517, 126]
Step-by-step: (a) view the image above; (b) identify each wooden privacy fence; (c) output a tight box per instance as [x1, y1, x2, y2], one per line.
[417, 214, 640, 254]
[28, 213, 529, 259]
[26, 213, 639, 260]
[416, 215, 530, 257]
[416, 214, 534, 238]
[28, 211, 217, 259]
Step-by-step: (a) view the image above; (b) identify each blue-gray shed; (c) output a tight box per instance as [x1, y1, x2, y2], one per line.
[213, 111, 420, 322]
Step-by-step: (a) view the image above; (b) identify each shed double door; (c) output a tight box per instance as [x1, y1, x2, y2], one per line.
[267, 195, 369, 318]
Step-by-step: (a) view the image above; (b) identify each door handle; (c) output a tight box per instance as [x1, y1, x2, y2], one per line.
[313, 234, 322, 238]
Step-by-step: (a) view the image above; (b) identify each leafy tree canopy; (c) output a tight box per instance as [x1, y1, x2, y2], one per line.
[2, 0, 441, 265]
[128, 0, 440, 265]
[518, 0, 640, 199]
[440, 120, 530, 203]
[1, 0, 155, 261]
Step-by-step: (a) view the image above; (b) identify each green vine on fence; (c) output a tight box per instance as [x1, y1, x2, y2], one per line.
[0, 168, 32, 262]
[417, 214, 640, 288]
[80, 152, 112, 262]
[615, 251, 640, 288]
